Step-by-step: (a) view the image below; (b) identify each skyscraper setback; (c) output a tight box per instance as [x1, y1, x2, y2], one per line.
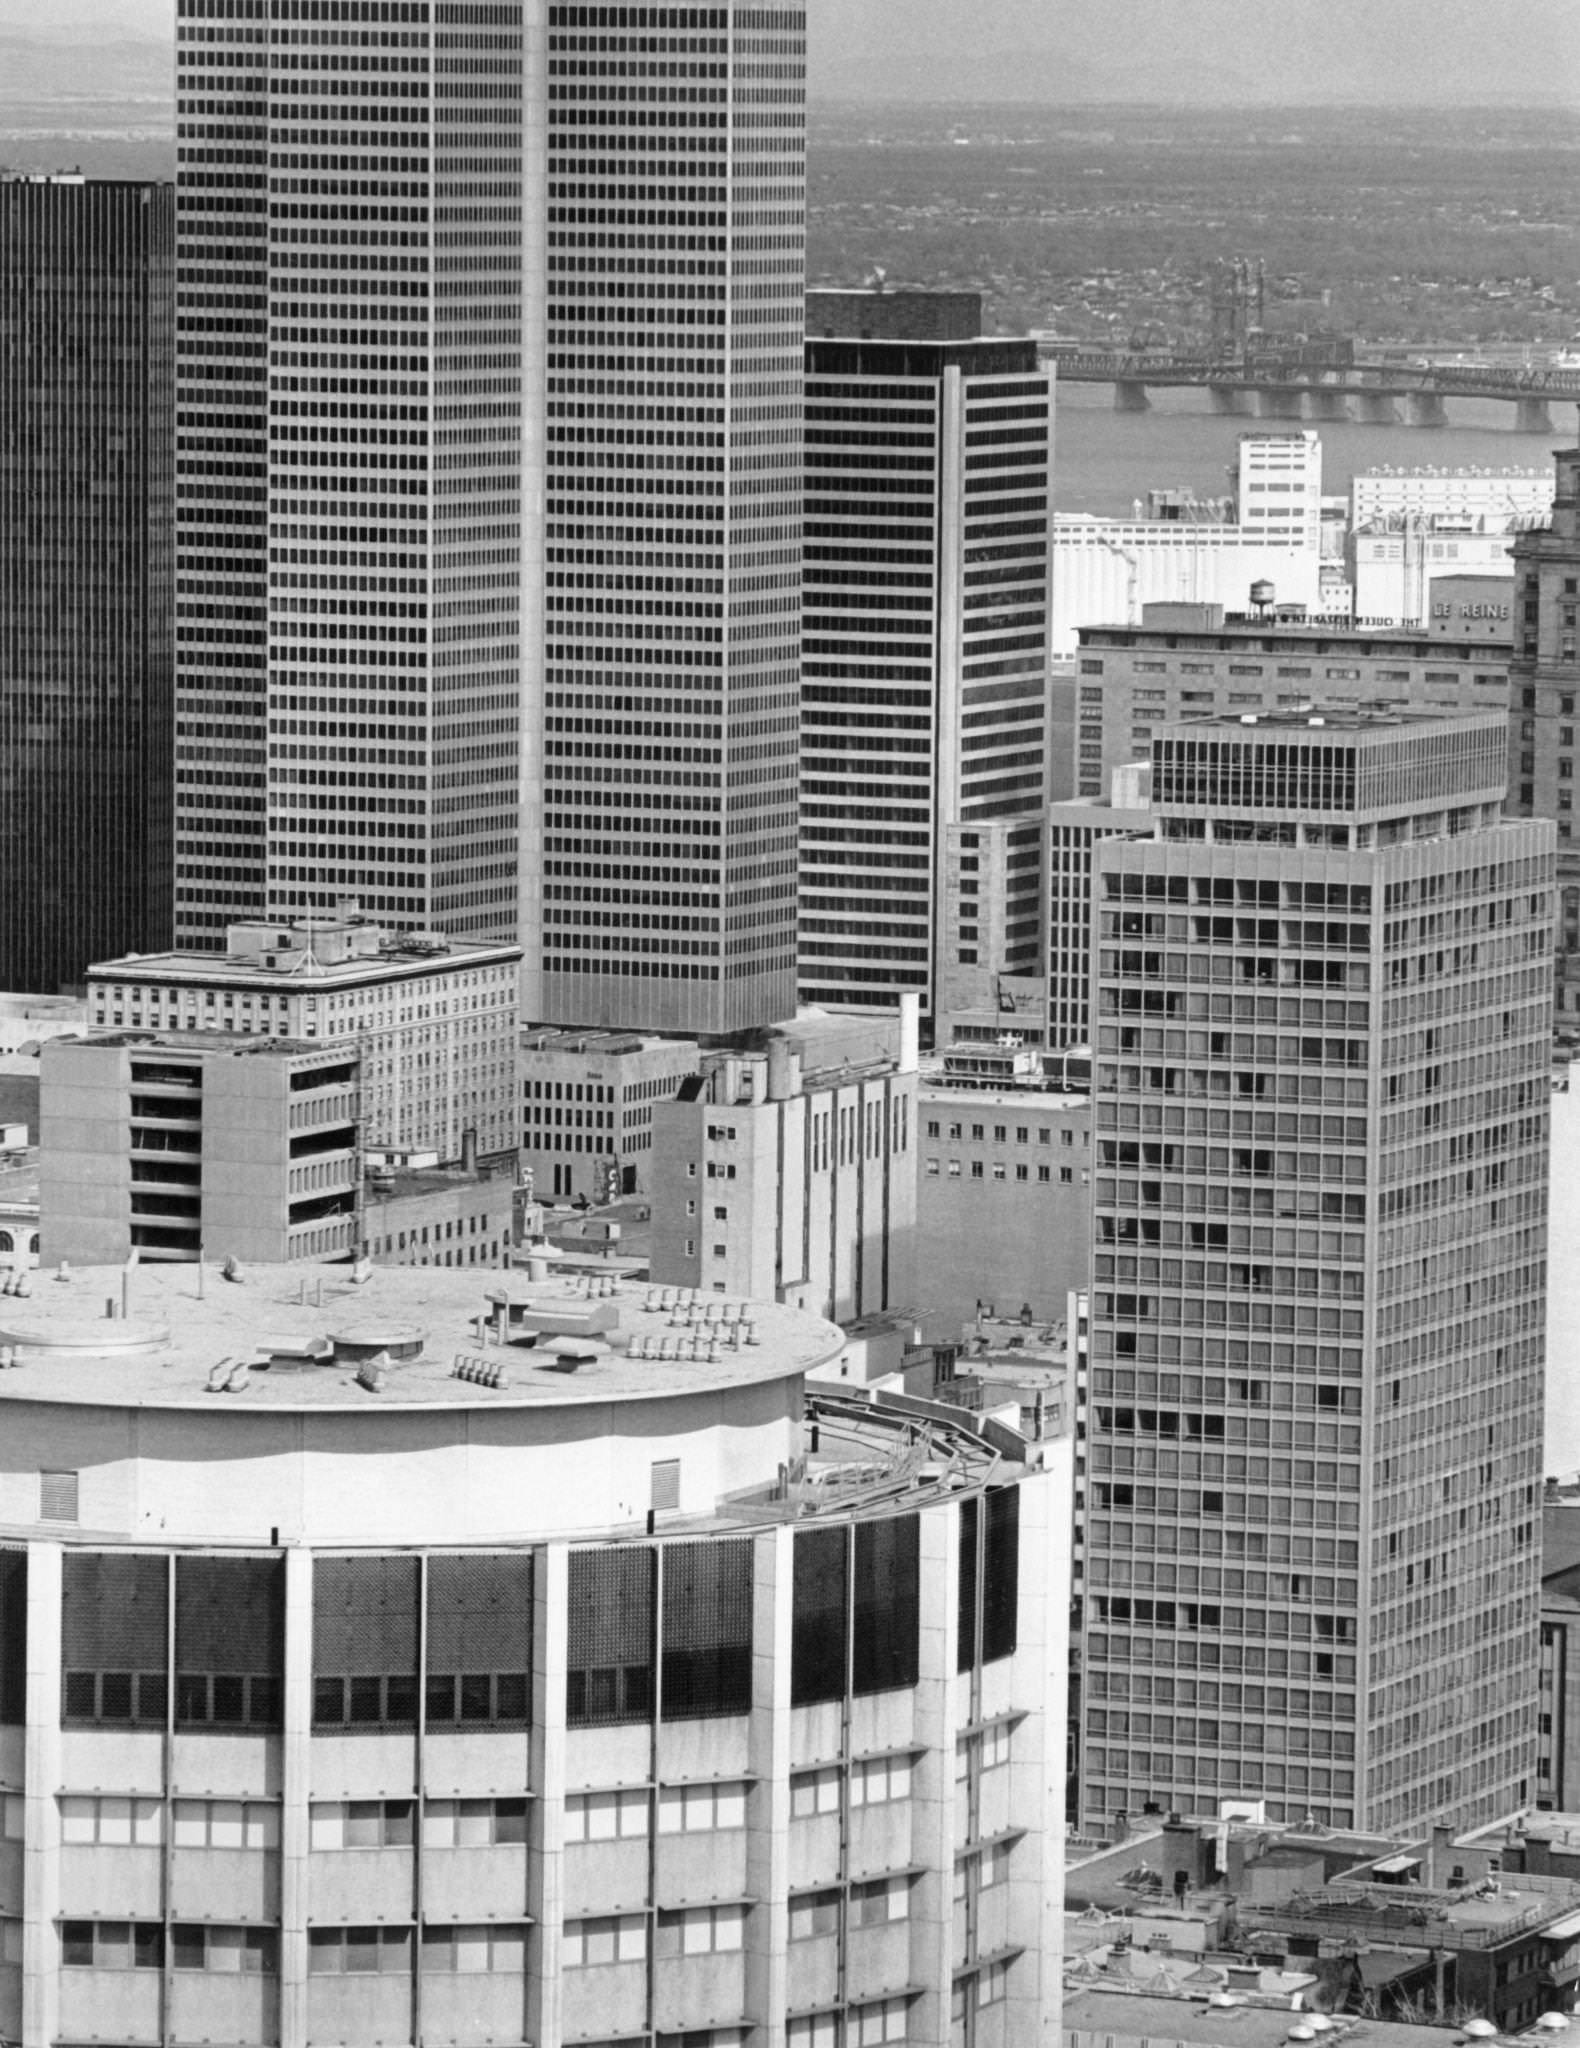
[1, 175, 175, 993]
[528, 1, 805, 1033]
[173, 0, 523, 948]
[1082, 709, 1550, 1836]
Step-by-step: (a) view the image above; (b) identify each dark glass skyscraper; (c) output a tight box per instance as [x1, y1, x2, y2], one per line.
[0, 175, 175, 993]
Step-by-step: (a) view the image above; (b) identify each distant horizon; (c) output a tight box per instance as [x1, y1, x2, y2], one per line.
[0, 0, 1577, 110]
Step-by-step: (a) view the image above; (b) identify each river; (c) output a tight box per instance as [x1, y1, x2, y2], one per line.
[1053, 380, 1572, 516]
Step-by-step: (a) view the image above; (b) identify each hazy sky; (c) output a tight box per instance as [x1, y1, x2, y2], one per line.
[7, 0, 1580, 104]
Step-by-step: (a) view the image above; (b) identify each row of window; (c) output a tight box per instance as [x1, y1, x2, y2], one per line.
[925, 1118, 1082, 1145]
[926, 1158, 1077, 1184]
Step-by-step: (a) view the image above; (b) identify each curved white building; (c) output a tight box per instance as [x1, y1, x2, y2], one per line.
[0, 1261, 1067, 2048]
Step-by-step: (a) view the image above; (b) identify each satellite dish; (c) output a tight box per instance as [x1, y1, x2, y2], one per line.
[1462, 2022, 1499, 2039]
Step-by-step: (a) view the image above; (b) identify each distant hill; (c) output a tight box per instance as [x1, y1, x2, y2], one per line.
[0, 34, 171, 103]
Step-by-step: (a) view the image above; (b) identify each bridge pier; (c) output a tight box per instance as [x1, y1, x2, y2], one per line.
[1209, 385, 1257, 416]
[1307, 389, 1350, 422]
[1356, 392, 1399, 424]
[1257, 386, 1305, 420]
[1405, 392, 1449, 427]
[1114, 379, 1150, 413]
[1517, 398, 1555, 434]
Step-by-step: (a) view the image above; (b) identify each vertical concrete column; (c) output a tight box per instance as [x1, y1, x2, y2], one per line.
[527, 1542, 566, 2048]
[278, 1546, 313, 2048]
[744, 1526, 792, 2047]
[21, 1542, 60, 2048]
[1005, 1456, 1071, 2044]
[911, 1501, 959, 2047]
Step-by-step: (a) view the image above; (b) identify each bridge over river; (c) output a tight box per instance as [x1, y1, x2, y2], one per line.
[1044, 348, 1580, 431]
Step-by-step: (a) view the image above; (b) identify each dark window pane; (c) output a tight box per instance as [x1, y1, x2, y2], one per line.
[64, 1672, 97, 1719]
[791, 1525, 847, 1706]
[567, 1548, 653, 1727]
[176, 1675, 210, 1723]
[313, 1556, 418, 1728]
[0, 1551, 26, 1725]
[496, 1672, 528, 1721]
[459, 1674, 491, 1721]
[348, 1677, 383, 1725]
[100, 1672, 134, 1720]
[176, 1556, 284, 1728]
[425, 1675, 457, 1724]
[662, 1539, 752, 1720]
[313, 1678, 345, 1726]
[212, 1674, 246, 1723]
[853, 1516, 920, 1696]
[982, 1487, 1020, 1664]
[958, 1495, 980, 1673]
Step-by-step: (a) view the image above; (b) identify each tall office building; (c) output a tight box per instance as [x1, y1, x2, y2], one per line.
[798, 291, 1055, 1019]
[0, 175, 175, 993]
[1083, 708, 1551, 1836]
[1507, 447, 1580, 1020]
[173, 0, 523, 948]
[529, 2, 806, 1034]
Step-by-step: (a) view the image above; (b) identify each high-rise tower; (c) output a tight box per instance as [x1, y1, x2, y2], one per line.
[797, 291, 1055, 1020]
[1082, 708, 1551, 1835]
[173, 0, 523, 948]
[0, 175, 175, 992]
[1508, 445, 1580, 1021]
[527, 1, 805, 1034]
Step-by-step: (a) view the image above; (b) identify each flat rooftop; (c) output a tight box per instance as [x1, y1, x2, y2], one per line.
[0, 1262, 842, 1414]
[1062, 1989, 1454, 2048]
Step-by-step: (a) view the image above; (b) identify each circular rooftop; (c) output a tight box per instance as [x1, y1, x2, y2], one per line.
[0, 1262, 843, 1414]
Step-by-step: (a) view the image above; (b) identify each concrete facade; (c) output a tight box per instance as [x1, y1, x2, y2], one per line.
[0, 1259, 1069, 2048]
[649, 1011, 920, 1324]
[934, 818, 1048, 1050]
[1083, 708, 1551, 1836]
[40, 1033, 361, 1266]
[362, 1160, 522, 1272]
[87, 918, 520, 1165]
[917, 1063, 1091, 1340]
[518, 1029, 701, 1205]
[1507, 449, 1580, 1027]
[1074, 607, 1511, 799]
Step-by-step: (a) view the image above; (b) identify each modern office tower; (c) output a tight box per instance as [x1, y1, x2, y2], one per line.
[0, 1258, 1069, 2047]
[1073, 603, 1510, 800]
[86, 914, 521, 1164]
[530, 4, 806, 1035]
[41, 1031, 361, 1264]
[172, 1, 523, 948]
[799, 290, 1055, 1021]
[1083, 708, 1552, 1837]
[1507, 448, 1580, 1023]
[649, 1004, 919, 1319]
[0, 175, 175, 994]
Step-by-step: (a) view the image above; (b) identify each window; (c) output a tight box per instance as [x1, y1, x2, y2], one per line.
[307, 1928, 412, 1975]
[172, 1801, 277, 1850]
[790, 1766, 839, 1818]
[420, 1925, 526, 1973]
[655, 1904, 745, 1957]
[658, 1781, 747, 1834]
[172, 1926, 277, 1974]
[60, 1796, 163, 1847]
[61, 1922, 163, 1970]
[982, 1720, 1013, 1770]
[565, 1915, 647, 1967]
[422, 1798, 528, 1848]
[851, 1875, 910, 1925]
[789, 2018, 839, 2048]
[980, 1839, 1014, 1887]
[0, 1796, 21, 1842]
[40, 1472, 79, 1524]
[564, 1789, 648, 1843]
[309, 1800, 414, 1851]
[851, 1997, 911, 2044]
[925, 1158, 940, 1177]
[789, 1889, 840, 1941]
[851, 1755, 912, 1807]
